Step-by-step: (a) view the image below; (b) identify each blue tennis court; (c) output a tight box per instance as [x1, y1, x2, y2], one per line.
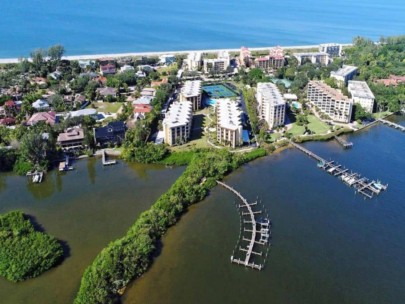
[202, 84, 238, 99]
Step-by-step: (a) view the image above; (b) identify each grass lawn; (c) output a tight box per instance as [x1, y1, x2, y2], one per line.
[89, 102, 123, 113]
[289, 115, 330, 135]
[372, 111, 392, 119]
[156, 63, 178, 75]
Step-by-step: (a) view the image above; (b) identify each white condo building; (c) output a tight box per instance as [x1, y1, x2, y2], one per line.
[293, 52, 330, 65]
[319, 43, 342, 57]
[185, 52, 202, 71]
[216, 99, 243, 148]
[180, 80, 202, 111]
[307, 81, 353, 123]
[256, 82, 286, 129]
[203, 51, 230, 74]
[330, 65, 358, 86]
[163, 101, 193, 146]
[348, 80, 375, 113]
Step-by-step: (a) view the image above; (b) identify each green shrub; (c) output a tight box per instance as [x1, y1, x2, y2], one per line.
[0, 211, 64, 282]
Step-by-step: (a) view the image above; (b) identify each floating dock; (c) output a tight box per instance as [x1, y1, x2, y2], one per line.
[378, 119, 405, 132]
[217, 181, 271, 271]
[102, 150, 117, 166]
[289, 140, 387, 199]
[334, 135, 353, 149]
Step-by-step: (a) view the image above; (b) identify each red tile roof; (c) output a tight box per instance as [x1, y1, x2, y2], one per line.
[133, 104, 153, 113]
[27, 111, 56, 126]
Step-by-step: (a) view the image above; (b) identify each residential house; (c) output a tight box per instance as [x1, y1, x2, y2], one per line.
[57, 127, 85, 150]
[96, 87, 117, 99]
[120, 65, 135, 73]
[32, 99, 50, 111]
[159, 54, 176, 65]
[0, 117, 16, 126]
[133, 104, 153, 120]
[93, 121, 126, 146]
[26, 111, 56, 126]
[376, 75, 405, 86]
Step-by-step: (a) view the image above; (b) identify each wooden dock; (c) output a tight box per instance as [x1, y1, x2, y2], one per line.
[378, 119, 405, 132]
[217, 181, 270, 271]
[102, 150, 117, 166]
[334, 135, 353, 149]
[289, 140, 387, 199]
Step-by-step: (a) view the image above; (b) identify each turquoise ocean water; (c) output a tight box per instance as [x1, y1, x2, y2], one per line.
[0, 0, 404, 58]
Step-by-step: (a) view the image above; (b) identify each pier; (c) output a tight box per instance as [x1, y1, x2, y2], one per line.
[334, 135, 353, 149]
[217, 181, 271, 271]
[378, 119, 405, 132]
[102, 149, 117, 166]
[289, 140, 387, 199]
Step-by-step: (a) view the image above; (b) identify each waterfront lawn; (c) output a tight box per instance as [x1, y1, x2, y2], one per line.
[372, 111, 392, 119]
[289, 115, 330, 135]
[0, 211, 63, 282]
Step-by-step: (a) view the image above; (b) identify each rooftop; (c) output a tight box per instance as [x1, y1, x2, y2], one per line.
[216, 99, 242, 131]
[257, 82, 286, 106]
[348, 81, 375, 99]
[181, 80, 202, 97]
[57, 127, 84, 143]
[309, 81, 352, 102]
[163, 101, 193, 128]
[331, 65, 358, 77]
[70, 108, 97, 118]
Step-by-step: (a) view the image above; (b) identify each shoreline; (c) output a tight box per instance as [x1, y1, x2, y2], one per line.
[0, 43, 352, 64]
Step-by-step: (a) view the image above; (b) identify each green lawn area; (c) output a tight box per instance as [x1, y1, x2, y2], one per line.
[289, 115, 330, 135]
[156, 63, 178, 75]
[89, 102, 122, 113]
[169, 108, 213, 152]
[372, 111, 392, 119]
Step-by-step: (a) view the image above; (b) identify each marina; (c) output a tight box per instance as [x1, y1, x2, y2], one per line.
[289, 140, 387, 199]
[217, 181, 271, 270]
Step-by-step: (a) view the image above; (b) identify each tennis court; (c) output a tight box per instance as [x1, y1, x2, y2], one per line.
[202, 84, 238, 99]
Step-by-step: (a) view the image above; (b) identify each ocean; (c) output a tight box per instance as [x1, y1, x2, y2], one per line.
[0, 0, 404, 58]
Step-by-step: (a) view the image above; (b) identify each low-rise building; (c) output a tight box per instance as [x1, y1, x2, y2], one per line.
[180, 80, 202, 111]
[133, 104, 153, 120]
[69, 108, 98, 119]
[100, 63, 116, 75]
[94, 121, 126, 146]
[26, 111, 56, 126]
[163, 101, 193, 146]
[319, 43, 342, 57]
[376, 75, 405, 86]
[141, 88, 156, 97]
[203, 51, 230, 74]
[120, 65, 135, 73]
[96, 87, 117, 98]
[216, 99, 243, 148]
[57, 127, 85, 150]
[348, 80, 375, 113]
[307, 81, 353, 123]
[159, 54, 176, 65]
[32, 99, 50, 111]
[330, 65, 358, 86]
[256, 83, 286, 129]
[185, 52, 202, 71]
[294, 52, 330, 65]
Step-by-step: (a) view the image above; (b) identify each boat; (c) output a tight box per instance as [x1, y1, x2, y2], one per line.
[317, 160, 325, 168]
[371, 180, 388, 191]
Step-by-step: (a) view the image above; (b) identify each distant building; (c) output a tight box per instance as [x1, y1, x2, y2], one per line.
[180, 80, 202, 111]
[239, 46, 252, 67]
[307, 81, 353, 123]
[348, 80, 375, 113]
[163, 101, 193, 146]
[27, 111, 56, 126]
[100, 63, 116, 75]
[330, 65, 358, 86]
[185, 52, 202, 71]
[254, 46, 285, 71]
[94, 121, 126, 146]
[216, 99, 243, 148]
[32, 99, 50, 111]
[319, 43, 342, 57]
[203, 51, 230, 74]
[159, 54, 176, 65]
[376, 75, 405, 86]
[293, 52, 329, 65]
[120, 65, 135, 73]
[256, 83, 286, 129]
[57, 127, 85, 150]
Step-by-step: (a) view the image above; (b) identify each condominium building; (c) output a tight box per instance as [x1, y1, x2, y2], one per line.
[348, 80, 375, 113]
[203, 51, 230, 73]
[256, 82, 286, 129]
[293, 52, 330, 65]
[216, 99, 243, 148]
[185, 52, 202, 71]
[163, 101, 193, 146]
[180, 80, 202, 111]
[307, 81, 353, 123]
[255, 46, 285, 71]
[240, 46, 252, 67]
[319, 43, 342, 57]
[330, 65, 358, 86]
